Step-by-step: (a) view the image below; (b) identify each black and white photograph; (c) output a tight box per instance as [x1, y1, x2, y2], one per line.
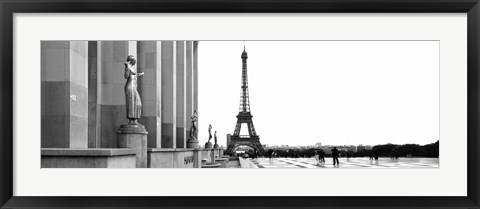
[40, 40, 440, 169]
[4, 1, 478, 207]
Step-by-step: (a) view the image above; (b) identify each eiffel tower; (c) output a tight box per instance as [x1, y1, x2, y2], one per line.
[225, 46, 266, 156]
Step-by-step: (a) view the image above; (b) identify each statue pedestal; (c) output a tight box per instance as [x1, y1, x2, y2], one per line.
[117, 124, 148, 168]
[187, 137, 199, 149]
[210, 149, 216, 162]
[204, 142, 213, 149]
[214, 144, 219, 149]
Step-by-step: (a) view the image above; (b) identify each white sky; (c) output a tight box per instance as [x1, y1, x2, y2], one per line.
[197, 41, 439, 147]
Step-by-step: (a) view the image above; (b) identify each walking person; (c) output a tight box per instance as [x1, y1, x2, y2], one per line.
[314, 149, 320, 165]
[331, 147, 340, 166]
[268, 149, 274, 162]
[318, 149, 325, 163]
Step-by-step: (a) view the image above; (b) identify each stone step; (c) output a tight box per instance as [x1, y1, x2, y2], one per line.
[202, 163, 221, 168]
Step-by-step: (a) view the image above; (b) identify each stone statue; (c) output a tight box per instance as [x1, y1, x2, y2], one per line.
[124, 55, 144, 125]
[214, 131, 217, 145]
[189, 110, 198, 140]
[208, 124, 212, 143]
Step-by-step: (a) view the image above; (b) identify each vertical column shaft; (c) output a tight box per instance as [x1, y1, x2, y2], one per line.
[185, 41, 194, 140]
[161, 41, 177, 148]
[41, 41, 88, 148]
[137, 41, 162, 148]
[88, 41, 101, 148]
[193, 41, 199, 138]
[176, 41, 187, 148]
[98, 41, 137, 148]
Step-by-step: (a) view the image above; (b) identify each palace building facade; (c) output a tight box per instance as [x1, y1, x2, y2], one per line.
[41, 41, 225, 168]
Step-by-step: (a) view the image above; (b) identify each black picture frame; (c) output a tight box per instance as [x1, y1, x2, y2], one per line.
[1, 0, 479, 208]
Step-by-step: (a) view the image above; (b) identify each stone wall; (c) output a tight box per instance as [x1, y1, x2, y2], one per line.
[41, 148, 136, 168]
[200, 149, 212, 163]
[147, 148, 197, 168]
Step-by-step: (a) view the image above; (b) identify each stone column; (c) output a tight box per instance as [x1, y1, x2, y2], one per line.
[41, 41, 88, 148]
[193, 41, 199, 120]
[98, 41, 137, 148]
[161, 41, 176, 148]
[193, 149, 202, 168]
[137, 41, 162, 148]
[88, 41, 101, 148]
[193, 41, 199, 146]
[186, 41, 198, 148]
[210, 149, 216, 162]
[176, 41, 187, 148]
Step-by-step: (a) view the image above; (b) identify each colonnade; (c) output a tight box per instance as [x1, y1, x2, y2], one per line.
[41, 41, 199, 149]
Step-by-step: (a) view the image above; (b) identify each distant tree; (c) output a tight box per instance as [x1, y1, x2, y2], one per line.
[422, 140, 439, 157]
[368, 141, 439, 158]
[372, 143, 397, 157]
[355, 149, 371, 157]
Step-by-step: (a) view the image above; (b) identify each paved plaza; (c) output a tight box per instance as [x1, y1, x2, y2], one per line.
[247, 157, 439, 168]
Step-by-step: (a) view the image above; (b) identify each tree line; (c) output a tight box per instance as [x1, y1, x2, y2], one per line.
[265, 141, 439, 158]
[365, 140, 439, 158]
